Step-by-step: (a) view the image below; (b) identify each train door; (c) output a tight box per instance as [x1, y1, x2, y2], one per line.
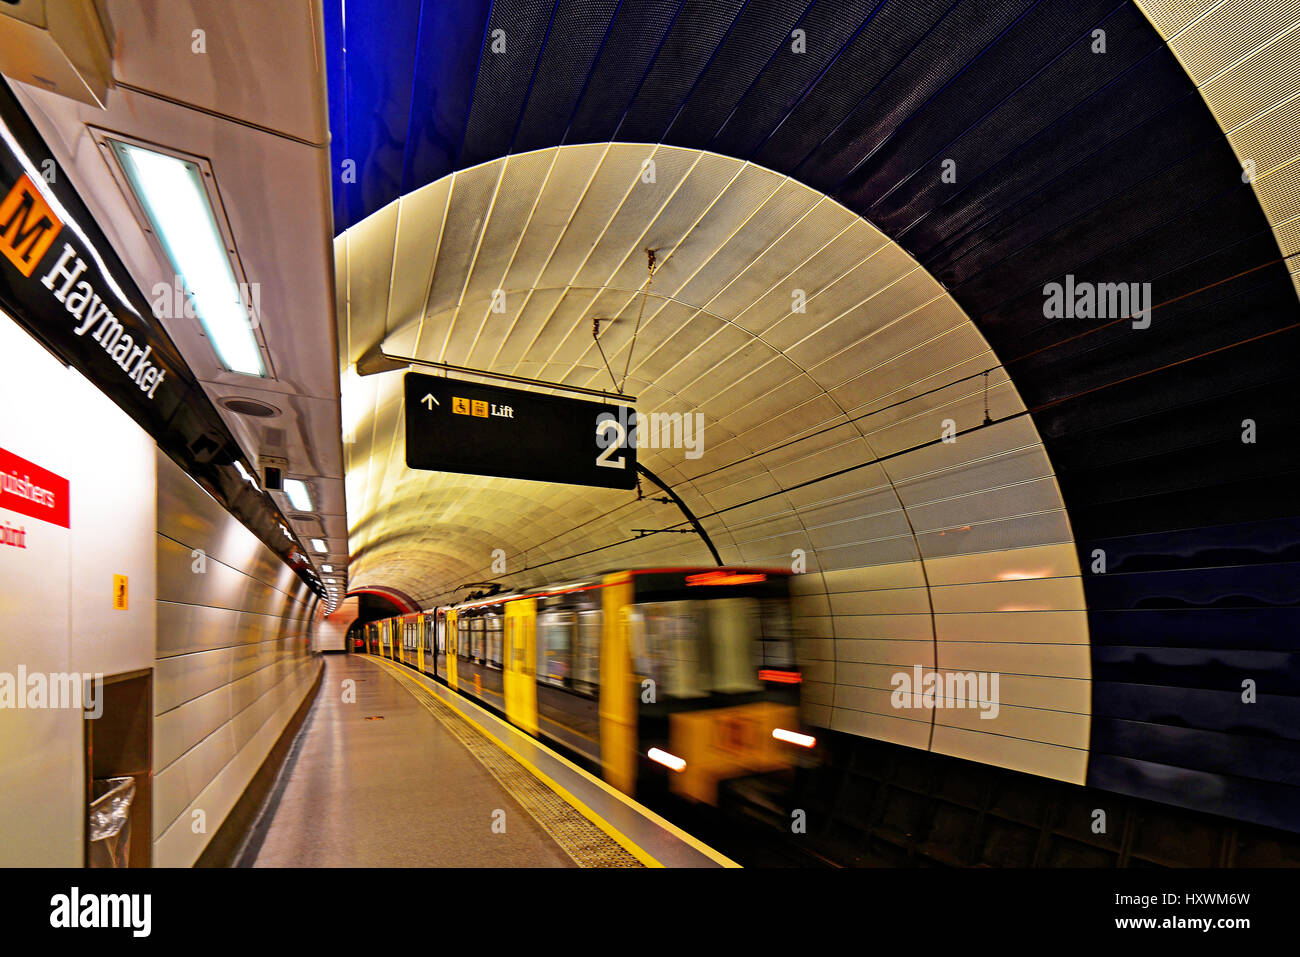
[504, 598, 538, 736]
[600, 573, 637, 795]
[445, 608, 459, 690]
[417, 616, 426, 675]
[435, 613, 446, 679]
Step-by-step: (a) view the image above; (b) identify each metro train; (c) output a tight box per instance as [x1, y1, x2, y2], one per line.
[361, 567, 815, 804]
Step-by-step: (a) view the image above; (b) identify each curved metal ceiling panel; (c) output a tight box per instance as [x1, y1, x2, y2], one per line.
[339, 145, 1092, 783]
[326, 0, 1300, 830]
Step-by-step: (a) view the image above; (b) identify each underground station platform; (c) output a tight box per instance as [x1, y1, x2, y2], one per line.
[242, 653, 734, 869]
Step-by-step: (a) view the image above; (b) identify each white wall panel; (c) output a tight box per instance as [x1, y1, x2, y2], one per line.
[0, 311, 156, 865]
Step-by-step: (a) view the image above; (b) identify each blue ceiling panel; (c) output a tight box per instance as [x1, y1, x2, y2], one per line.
[401, 0, 495, 192]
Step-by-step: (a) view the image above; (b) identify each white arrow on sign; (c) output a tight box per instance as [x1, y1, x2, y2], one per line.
[422, 393, 439, 410]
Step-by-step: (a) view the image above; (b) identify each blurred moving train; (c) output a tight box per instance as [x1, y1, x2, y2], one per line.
[361, 567, 816, 804]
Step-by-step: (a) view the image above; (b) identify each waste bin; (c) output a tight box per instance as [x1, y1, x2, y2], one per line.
[88, 776, 135, 868]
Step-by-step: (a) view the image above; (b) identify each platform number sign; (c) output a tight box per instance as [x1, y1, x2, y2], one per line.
[404, 372, 637, 490]
[596, 417, 629, 472]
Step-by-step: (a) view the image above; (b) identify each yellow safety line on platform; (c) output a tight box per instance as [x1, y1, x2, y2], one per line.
[370, 655, 739, 869]
[367, 655, 665, 867]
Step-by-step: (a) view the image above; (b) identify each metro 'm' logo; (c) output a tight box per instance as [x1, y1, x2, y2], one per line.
[0, 174, 63, 277]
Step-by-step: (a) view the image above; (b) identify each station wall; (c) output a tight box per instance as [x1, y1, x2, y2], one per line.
[0, 309, 321, 866]
[0, 309, 156, 866]
[153, 452, 320, 867]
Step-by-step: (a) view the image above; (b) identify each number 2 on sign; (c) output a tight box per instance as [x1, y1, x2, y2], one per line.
[596, 418, 626, 470]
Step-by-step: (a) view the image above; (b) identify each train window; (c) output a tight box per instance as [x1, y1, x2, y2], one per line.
[758, 598, 795, 668]
[457, 618, 470, 659]
[470, 616, 485, 661]
[485, 614, 503, 668]
[537, 610, 573, 687]
[574, 609, 601, 693]
[707, 598, 762, 694]
[436, 617, 446, 654]
[635, 602, 707, 699]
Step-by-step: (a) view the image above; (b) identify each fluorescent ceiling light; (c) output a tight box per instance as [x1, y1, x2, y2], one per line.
[310, 538, 327, 554]
[321, 565, 333, 573]
[283, 479, 313, 511]
[112, 141, 265, 376]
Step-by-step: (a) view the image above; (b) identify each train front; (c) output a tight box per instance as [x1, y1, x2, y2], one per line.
[627, 568, 816, 804]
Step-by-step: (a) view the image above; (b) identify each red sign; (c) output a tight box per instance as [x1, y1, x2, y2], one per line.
[0, 446, 69, 528]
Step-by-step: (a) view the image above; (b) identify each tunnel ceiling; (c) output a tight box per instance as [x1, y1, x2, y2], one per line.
[328, 0, 1300, 826]
[340, 145, 1068, 609]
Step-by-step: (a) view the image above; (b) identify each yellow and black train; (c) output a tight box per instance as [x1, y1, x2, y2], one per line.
[363, 567, 815, 804]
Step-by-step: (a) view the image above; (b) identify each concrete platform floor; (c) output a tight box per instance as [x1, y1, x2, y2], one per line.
[241, 653, 575, 867]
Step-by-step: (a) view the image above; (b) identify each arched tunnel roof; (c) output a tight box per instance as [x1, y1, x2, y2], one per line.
[327, 1, 1300, 830]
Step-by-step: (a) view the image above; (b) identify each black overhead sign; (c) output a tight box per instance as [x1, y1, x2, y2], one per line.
[404, 372, 637, 489]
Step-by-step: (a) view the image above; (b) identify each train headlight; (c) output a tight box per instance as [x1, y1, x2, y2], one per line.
[647, 747, 687, 771]
[772, 728, 816, 748]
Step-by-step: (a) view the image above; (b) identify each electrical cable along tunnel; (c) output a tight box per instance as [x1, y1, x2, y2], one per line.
[0, 0, 1296, 876]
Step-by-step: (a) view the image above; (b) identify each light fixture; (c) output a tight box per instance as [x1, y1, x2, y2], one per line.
[283, 479, 313, 511]
[310, 538, 327, 554]
[322, 565, 333, 573]
[772, 728, 816, 749]
[647, 748, 686, 772]
[110, 140, 265, 376]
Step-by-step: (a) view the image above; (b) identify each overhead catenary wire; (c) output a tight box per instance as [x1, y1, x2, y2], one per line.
[619, 248, 656, 395]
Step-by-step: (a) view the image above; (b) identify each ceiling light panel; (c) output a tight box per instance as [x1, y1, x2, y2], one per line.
[283, 479, 313, 511]
[110, 140, 266, 377]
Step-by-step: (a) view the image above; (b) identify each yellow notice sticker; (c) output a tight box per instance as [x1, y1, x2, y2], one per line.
[113, 574, 128, 610]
